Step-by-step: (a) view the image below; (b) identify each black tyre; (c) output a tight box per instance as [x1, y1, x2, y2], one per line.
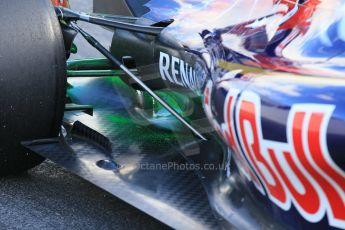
[0, 0, 66, 175]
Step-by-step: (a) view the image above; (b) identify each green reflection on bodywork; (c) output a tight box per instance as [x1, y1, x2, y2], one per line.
[108, 114, 133, 124]
[106, 113, 186, 144]
[70, 43, 78, 54]
[105, 76, 131, 89]
[154, 91, 184, 116]
[105, 76, 198, 121]
[68, 68, 201, 135]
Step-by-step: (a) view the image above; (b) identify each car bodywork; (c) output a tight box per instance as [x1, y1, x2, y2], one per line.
[29, 0, 345, 229]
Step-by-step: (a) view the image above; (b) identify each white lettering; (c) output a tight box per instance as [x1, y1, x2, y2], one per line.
[159, 52, 173, 83]
[171, 56, 183, 86]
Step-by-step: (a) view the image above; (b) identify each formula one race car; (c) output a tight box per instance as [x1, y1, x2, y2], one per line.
[1, 0, 345, 229]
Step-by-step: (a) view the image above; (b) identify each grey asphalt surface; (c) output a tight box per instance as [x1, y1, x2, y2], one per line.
[0, 1, 169, 229]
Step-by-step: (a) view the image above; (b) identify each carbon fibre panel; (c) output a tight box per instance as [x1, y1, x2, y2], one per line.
[24, 108, 220, 229]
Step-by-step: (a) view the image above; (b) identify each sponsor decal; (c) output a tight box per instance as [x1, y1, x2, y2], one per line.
[159, 51, 205, 90]
[205, 81, 345, 228]
[51, 0, 69, 7]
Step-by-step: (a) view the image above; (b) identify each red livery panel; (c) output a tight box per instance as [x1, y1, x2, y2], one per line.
[51, 0, 69, 7]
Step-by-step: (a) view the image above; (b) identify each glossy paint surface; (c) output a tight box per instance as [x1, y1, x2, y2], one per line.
[136, 0, 345, 229]
[51, 0, 69, 7]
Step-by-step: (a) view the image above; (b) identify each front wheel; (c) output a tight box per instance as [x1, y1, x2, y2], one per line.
[0, 0, 67, 175]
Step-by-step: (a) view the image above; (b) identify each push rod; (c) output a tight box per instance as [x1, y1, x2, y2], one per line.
[70, 23, 207, 141]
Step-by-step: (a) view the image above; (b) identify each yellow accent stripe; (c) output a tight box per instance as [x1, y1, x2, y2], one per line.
[218, 60, 270, 75]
